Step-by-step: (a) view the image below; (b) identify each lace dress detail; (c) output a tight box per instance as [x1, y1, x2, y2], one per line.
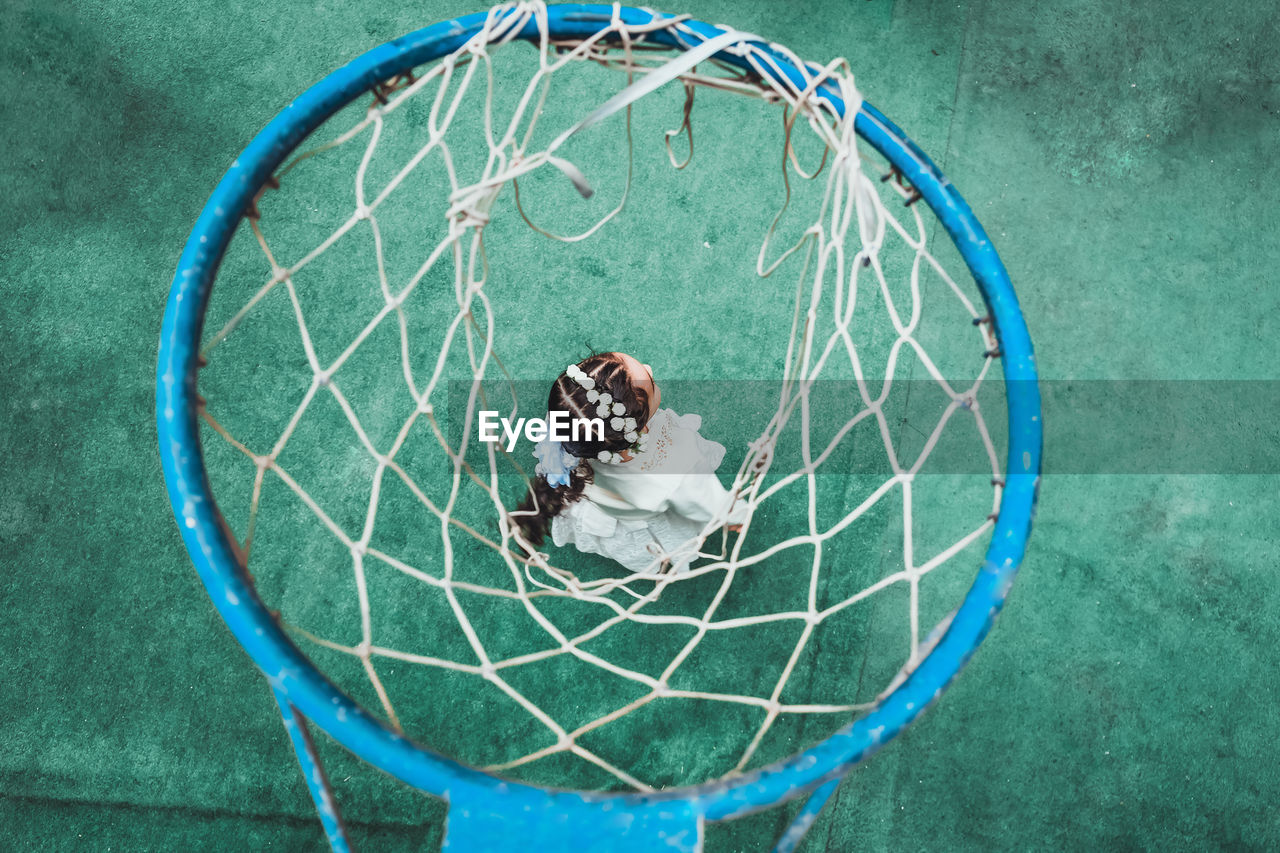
[551, 408, 746, 574]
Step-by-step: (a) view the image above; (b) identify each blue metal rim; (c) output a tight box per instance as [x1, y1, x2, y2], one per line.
[156, 3, 1042, 825]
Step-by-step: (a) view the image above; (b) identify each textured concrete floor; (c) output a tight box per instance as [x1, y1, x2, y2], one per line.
[2, 0, 1278, 850]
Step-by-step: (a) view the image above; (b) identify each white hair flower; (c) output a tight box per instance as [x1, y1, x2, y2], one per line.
[624, 430, 638, 443]
[597, 450, 619, 464]
[611, 402, 625, 416]
[598, 392, 612, 406]
[586, 389, 599, 403]
[596, 404, 610, 418]
[623, 417, 637, 432]
[610, 416, 624, 431]
[566, 364, 595, 390]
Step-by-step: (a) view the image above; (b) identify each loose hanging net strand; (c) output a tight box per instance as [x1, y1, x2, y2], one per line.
[197, 2, 1003, 792]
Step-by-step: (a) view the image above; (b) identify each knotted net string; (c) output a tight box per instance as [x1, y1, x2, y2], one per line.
[198, 2, 1004, 791]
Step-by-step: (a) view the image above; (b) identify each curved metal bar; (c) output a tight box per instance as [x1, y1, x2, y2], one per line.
[274, 690, 352, 852]
[770, 776, 841, 853]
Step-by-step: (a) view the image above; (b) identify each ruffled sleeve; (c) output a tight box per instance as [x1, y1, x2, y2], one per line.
[671, 412, 727, 475]
[666, 469, 746, 524]
[585, 408, 744, 523]
[557, 407, 747, 573]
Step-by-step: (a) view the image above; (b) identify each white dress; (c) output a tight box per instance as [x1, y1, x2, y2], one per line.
[551, 408, 747, 574]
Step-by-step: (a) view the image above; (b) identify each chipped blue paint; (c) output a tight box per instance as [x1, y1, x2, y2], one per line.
[770, 776, 840, 853]
[274, 689, 352, 853]
[156, 5, 1041, 851]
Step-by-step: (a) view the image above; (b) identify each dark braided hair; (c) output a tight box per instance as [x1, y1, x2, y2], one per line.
[511, 352, 653, 546]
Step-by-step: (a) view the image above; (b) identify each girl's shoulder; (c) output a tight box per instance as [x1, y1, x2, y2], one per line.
[634, 408, 723, 475]
[646, 407, 701, 434]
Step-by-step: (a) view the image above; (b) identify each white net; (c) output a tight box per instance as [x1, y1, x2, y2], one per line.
[197, 2, 1004, 792]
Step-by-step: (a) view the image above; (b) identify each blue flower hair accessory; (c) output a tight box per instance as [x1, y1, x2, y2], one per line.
[533, 435, 577, 488]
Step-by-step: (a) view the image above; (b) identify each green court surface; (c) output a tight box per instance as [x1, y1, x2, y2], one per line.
[2, 0, 1278, 850]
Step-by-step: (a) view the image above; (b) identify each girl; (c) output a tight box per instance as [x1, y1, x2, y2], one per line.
[512, 352, 745, 574]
